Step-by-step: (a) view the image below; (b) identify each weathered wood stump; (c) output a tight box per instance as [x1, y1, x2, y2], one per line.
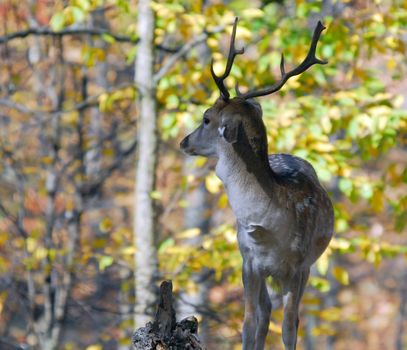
[132, 281, 204, 350]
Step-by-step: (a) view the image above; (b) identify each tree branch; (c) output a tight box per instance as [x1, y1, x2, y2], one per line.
[153, 25, 224, 83]
[0, 26, 179, 52]
[0, 26, 138, 44]
[0, 82, 135, 124]
[79, 138, 137, 198]
[0, 201, 28, 238]
[0, 98, 44, 118]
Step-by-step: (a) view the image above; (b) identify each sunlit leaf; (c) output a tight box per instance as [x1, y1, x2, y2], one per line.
[86, 345, 103, 350]
[99, 256, 114, 271]
[332, 266, 349, 285]
[177, 228, 200, 239]
[205, 172, 222, 194]
[99, 218, 113, 233]
[50, 12, 65, 31]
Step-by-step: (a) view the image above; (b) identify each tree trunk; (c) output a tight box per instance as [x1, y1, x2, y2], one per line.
[133, 0, 159, 328]
[85, 7, 109, 178]
[178, 159, 212, 345]
[132, 281, 203, 350]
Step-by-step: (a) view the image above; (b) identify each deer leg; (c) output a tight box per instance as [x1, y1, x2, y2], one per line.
[255, 280, 271, 349]
[242, 262, 265, 350]
[282, 269, 310, 350]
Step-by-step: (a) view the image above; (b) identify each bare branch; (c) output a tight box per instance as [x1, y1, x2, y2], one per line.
[0, 82, 135, 127]
[0, 202, 28, 238]
[79, 138, 137, 198]
[154, 25, 224, 84]
[0, 26, 137, 44]
[0, 26, 179, 53]
[0, 98, 44, 118]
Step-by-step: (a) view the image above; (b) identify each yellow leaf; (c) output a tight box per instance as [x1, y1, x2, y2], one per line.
[312, 142, 335, 152]
[211, 60, 227, 76]
[0, 231, 9, 246]
[86, 345, 103, 350]
[150, 191, 162, 199]
[312, 323, 336, 336]
[41, 156, 54, 165]
[218, 193, 228, 208]
[98, 93, 109, 112]
[121, 246, 136, 255]
[394, 95, 404, 108]
[205, 172, 222, 194]
[269, 321, 282, 334]
[34, 247, 48, 260]
[302, 295, 321, 305]
[319, 307, 342, 321]
[178, 199, 188, 208]
[241, 8, 264, 18]
[386, 57, 396, 70]
[22, 167, 38, 175]
[207, 37, 219, 49]
[177, 228, 200, 239]
[372, 13, 383, 22]
[371, 189, 384, 213]
[330, 237, 351, 250]
[224, 228, 237, 244]
[202, 237, 213, 250]
[385, 36, 398, 49]
[316, 250, 329, 275]
[194, 157, 207, 167]
[62, 111, 79, 125]
[332, 266, 349, 285]
[26, 237, 37, 253]
[99, 218, 113, 233]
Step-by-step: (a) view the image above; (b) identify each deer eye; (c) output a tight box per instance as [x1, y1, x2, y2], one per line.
[203, 117, 210, 125]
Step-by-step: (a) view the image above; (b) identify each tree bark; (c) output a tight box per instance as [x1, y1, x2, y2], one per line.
[133, 0, 159, 328]
[132, 281, 203, 350]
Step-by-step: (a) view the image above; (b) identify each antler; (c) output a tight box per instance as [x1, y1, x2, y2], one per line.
[211, 17, 244, 101]
[237, 21, 327, 100]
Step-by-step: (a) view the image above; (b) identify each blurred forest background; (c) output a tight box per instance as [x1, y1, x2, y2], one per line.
[0, 0, 406, 349]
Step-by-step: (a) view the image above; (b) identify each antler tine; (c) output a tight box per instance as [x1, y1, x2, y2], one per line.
[238, 21, 327, 100]
[211, 17, 245, 101]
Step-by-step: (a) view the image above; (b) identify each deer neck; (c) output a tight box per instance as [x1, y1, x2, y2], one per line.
[215, 141, 279, 228]
[216, 141, 267, 181]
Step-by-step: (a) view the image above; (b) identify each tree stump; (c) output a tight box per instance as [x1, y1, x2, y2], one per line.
[132, 281, 204, 350]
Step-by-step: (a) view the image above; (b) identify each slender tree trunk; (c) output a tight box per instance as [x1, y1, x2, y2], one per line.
[35, 34, 65, 350]
[133, 0, 159, 328]
[178, 159, 211, 344]
[395, 272, 407, 350]
[85, 6, 109, 178]
[303, 266, 318, 350]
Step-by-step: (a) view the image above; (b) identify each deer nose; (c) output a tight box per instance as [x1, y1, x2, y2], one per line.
[180, 136, 189, 149]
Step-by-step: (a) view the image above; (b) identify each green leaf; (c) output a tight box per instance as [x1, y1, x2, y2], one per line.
[339, 178, 353, 196]
[158, 238, 175, 253]
[99, 256, 114, 271]
[309, 276, 331, 293]
[102, 33, 116, 44]
[50, 12, 66, 31]
[71, 6, 86, 23]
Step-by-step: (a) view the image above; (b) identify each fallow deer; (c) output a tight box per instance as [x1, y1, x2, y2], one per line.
[180, 18, 334, 350]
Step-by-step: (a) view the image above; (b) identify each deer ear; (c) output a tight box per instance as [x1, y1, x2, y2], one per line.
[219, 117, 241, 143]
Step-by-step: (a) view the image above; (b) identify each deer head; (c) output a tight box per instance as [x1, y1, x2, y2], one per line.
[180, 18, 326, 160]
